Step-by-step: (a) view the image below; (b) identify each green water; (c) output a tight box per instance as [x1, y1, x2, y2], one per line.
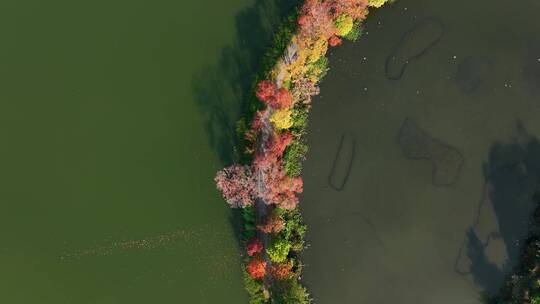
[0, 0, 289, 302]
[301, 0, 540, 303]
[5, 0, 540, 303]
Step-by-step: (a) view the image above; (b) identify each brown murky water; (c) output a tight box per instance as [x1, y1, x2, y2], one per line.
[301, 0, 540, 303]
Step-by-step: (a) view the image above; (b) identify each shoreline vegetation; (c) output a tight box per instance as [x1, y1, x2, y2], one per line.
[214, 0, 393, 302]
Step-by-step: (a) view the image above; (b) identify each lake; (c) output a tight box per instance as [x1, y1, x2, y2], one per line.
[0, 0, 298, 302]
[301, 0, 540, 303]
[3, 0, 540, 303]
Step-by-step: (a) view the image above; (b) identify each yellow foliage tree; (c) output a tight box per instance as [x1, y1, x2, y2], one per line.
[335, 14, 353, 36]
[270, 108, 293, 130]
[306, 36, 328, 64]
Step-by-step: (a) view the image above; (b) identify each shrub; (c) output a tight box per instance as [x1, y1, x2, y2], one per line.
[242, 206, 257, 239]
[280, 208, 307, 251]
[284, 141, 308, 177]
[343, 20, 364, 41]
[307, 56, 329, 81]
[243, 269, 267, 304]
[273, 278, 311, 304]
[290, 105, 310, 136]
[235, 118, 249, 160]
[259, 11, 300, 79]
[368, 0, 389, 8]
[267, 238, 292, 263]
[328, 35, 343, 47]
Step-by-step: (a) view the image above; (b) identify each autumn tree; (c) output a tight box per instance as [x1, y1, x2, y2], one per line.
[275, 88, 293, 108]
[266, 131, 293, 158]
[270, 261, 294, 280]
[246, 237, 264, 256]
[256, 80, 294, 109]
[256, 80, 277, 103]
[215, 165, 255, 208]
[270, 109, 294, 130]
[247, 255, 267, 279]
[257, 213, 285, 234]
[254, 155, 303, 209]
[298, 0, 335, 40]
[328, 35, 343, 47]
[330, 0, 369, 19]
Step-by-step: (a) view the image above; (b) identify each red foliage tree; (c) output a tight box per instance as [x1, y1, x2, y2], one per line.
[274, 88, 293, 108]
[297, 15, 309, 27]
[253, 155, 303, 209]
[247, 255, 267, 279]
[266, 131, 293, 158]
[270, 261, 293, 280]
[256, 81, 293, 109]
[298, 0, 336, 40]
[256, 80, 277, 105]
[246, 237, 264, 256]
[215, 165, 255, 208]
[328, 35, 343, 47]
[257, 213, 285, 234]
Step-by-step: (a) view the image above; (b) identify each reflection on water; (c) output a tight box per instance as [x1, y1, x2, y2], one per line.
[455, 56, 493, 94]
[456, 123, 540, 296]
[300, 0, 540, 303]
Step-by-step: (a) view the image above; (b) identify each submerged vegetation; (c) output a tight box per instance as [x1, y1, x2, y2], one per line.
[214, 0, 393, 302]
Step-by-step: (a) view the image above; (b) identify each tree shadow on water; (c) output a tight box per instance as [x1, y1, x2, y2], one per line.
[192, 0, 300, 166]
[461, 122, 540, 296]
[192, 0, 301, 245]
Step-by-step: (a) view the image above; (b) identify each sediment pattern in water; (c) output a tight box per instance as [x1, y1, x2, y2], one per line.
[398, 118, 464, 186]
[328, 132, 356, 191]
[385, 17, 445, 80]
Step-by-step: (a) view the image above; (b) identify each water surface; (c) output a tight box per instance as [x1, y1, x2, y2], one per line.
[301, 0, 540, 303]
[0, 0, 276, 302]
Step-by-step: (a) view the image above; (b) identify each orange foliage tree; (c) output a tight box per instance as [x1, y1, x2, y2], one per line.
[247, 255, 267, 279]
[257, 213, 285, 234]
[270, 261, 294, 280]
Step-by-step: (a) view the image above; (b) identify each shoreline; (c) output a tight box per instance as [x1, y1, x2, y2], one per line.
[215, 0, 393, 302]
